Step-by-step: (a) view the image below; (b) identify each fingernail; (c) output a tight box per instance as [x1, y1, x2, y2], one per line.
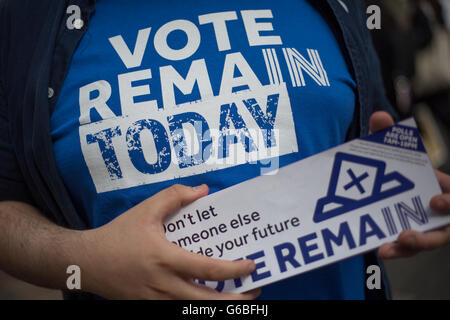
[435, 199, 446, 211]
[192, 185, 205, 192]
[405, 236, 416, 248]
[386, 247, 396, 258]
[247, 262, 255, 273]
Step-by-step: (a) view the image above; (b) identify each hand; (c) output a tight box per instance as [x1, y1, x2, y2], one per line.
[368, 111, 450, 259]
[79, 184, 260, 299]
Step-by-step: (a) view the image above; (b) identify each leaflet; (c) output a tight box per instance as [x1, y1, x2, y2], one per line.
[164, 118, 449, 293]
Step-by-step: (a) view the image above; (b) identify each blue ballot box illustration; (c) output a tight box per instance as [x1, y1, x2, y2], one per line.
[313, 152, 415, 223]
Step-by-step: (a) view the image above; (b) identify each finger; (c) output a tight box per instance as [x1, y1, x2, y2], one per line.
[165, 244, 256, 281]
[378, 241, 420, 259]
[369, 111, 395, 134]
[242, 288, 262, 299]
[380, 227, 450, 259]
[172, 279, 261, 300]
[434, 170, 450, 193]
[142, 184, 209, 222]
[396, 228, 450, 251]
[430, 193, 450, 213]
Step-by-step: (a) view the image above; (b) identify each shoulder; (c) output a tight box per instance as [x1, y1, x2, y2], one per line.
[0, 0, 60, 14]
[0, 0, 63, 29]
[0, 0, 64, 87]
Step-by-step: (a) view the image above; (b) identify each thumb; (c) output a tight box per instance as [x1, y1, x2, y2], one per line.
[369, 111, 395, 134]
[143, 184, 209, 223]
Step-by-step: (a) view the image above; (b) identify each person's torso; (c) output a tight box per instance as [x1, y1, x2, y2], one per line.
[50, 0, 364, 299]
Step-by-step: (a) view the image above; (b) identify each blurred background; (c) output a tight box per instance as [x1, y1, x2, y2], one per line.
[367, 0, 450, 299]
[0, 0, 449, 300]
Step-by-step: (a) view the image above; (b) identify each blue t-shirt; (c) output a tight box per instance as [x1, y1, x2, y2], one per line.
[51, 0, 364, 299]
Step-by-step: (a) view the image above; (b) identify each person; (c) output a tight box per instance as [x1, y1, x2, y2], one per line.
[0, 0, 449, 300]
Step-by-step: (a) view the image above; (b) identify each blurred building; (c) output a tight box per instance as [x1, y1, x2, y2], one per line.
[368, 0, 450, 173]
[368, 0, 450, 300]
[1, 0, 449, 300]
[442, 0, 450, 29]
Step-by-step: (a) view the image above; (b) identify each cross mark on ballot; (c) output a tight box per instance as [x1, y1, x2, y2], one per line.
[344, 169, 369, 194]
